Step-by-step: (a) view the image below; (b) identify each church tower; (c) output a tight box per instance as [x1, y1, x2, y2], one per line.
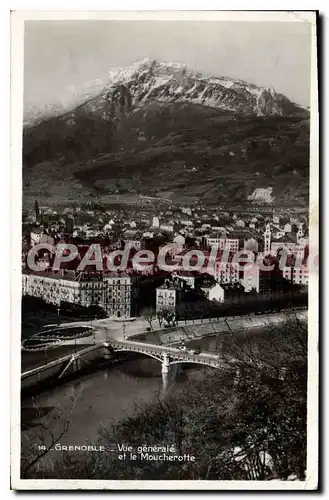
[34, 199, 40, 223]
[296, 223, 304, 245]
[264, 223, 271, 254]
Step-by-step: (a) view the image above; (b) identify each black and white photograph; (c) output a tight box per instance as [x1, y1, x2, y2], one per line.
[11, 10, 318, 490]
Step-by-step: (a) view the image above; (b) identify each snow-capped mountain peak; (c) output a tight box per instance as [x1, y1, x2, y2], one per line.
[99, 59, 304, 117]
[24, 59, 306, 125]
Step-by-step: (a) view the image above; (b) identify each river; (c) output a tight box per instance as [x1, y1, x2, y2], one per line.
[20, 327, 274, 473]
[21, 356, 207, 443]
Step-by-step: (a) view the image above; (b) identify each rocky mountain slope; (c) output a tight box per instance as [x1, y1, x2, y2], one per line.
[23, 60, 309, 208]
[102, 58, 305, 116]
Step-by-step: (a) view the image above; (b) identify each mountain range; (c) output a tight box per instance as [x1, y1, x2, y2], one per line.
[23, 59, 310, 208]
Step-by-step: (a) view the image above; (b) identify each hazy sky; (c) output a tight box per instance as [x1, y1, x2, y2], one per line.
[24, 20, 312, 109]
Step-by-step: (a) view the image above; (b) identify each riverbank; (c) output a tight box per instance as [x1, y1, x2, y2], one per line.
[21, 310, 307, 385]
[21, 317, 308, 481]
[27, 309, 307, 346]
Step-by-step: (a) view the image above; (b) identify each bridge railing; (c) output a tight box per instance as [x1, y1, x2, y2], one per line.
[22, 344, 101, 378]
[109, 340, 222, 365]
[110, 339, 193, 355]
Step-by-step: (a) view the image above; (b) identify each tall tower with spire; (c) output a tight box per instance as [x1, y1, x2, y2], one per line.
[34, 199, 40, 223]
[296, 223, 304, 245]
[264, 223, 271, 254]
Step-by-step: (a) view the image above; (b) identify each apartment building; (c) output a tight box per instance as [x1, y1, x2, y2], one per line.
[22, 271, 136, 318]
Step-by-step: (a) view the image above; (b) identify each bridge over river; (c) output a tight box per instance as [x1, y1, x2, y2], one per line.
[21, 339, 227, 391]
[21, 310, 307, 391]
[107, 339, 224, 387]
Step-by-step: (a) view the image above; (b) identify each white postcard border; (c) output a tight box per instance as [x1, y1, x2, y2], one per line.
[10, 9, 319, 491]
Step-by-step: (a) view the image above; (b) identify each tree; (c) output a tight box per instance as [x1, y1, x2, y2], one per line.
[21, 387, 81, 478]
[217, 315, 307, 480]
[156, 311, 164, 328]
[157, 307, 176, 328]
[86, 304, 107, 319]
[143, 306, 156, 331]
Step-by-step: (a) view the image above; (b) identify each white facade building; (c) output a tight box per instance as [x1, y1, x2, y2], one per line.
[160, 224, 174, 233]
[264, 224, 271, 254]
[265, 223, 308, 258]
[124, 239, 142, 251]
[214, 261, 240, 284]
[282, 266, 309, 286]
[242, 263, 260, 293]
[156, 285, 178, 313]
[206, 234, 239, 252]
[30, 229, 54, 247]
[152, 217, 160, 228]
[208, 283, 225, 303]
[22, 272, 135, 318]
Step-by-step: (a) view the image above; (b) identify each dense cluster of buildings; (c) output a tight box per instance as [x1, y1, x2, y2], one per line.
[22, 200, 309, 319]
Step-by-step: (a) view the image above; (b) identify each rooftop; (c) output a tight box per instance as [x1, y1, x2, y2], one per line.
[271, 233, 297, 244]
[221, 282, 245, 292]
[157, 278, 183, 290]
[22, 270, 131, 282]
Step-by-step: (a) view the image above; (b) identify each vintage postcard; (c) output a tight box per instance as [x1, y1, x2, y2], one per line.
[11, 10, 319, 490]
